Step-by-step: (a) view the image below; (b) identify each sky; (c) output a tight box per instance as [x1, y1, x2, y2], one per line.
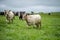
[0, 0, 60, 12]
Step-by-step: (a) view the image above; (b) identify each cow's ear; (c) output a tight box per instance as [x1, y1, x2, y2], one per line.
[4, 10, 6, 16]
[9, 10, 11, 12]
[4, 10, 6, 13]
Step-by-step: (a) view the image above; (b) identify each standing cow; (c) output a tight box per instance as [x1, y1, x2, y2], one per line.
[22, 14, 41, 29]
[4, 10, 15, 23]
[19, 11, 25, 19]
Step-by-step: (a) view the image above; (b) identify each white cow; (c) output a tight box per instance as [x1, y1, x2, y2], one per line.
[22, 14, 41, 29]
[4, 10, 15, 23]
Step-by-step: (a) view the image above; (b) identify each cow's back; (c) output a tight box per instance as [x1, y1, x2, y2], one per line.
[27, 15, 41, 23]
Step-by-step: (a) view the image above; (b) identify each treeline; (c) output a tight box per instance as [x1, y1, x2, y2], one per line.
[0, 11, 19, 16]
[0, 11, 34, 16]
[0, 12, 4, 15]
[0, 11, 60, 15]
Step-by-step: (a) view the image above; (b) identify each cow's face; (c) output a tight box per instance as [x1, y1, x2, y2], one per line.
[4, 10, 9, 16]
[22, 13, 27, 20]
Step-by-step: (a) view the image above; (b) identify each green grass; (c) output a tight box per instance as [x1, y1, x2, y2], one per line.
[0, 12, 60, 40]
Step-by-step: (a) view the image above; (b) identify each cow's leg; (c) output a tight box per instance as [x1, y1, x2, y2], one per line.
[26, 23, 30, 29]
[36, 24, 39, 29]
[32, 22, 36, 28]
[39, 21, 41, 29]
[13, 15, 15, 19]
[9, 19, 10, 23]
[35, 22, 41, 29]
[26, 22, 32, 29]
[33, 24, 36, 28]
[6, 17, 8, 22]
[11, 19, 13, 23]
[40, 21, 41, 29]
[26, 22, 31, 26]
[6, 17, 9, 23]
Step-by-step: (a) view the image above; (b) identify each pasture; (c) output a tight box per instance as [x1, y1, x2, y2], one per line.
[0, 12, 60, 40]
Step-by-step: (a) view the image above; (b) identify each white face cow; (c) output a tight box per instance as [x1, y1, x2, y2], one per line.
[4, 10, 15, 23]
[4, 10, 9, 16]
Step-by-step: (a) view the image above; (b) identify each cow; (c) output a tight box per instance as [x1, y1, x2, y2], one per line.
[22, 14, 41, 29]
[19, 11, 25, 19]
[4, 10, 15, 23]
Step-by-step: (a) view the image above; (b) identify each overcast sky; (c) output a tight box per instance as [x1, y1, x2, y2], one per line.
[0, 0, 60, 12]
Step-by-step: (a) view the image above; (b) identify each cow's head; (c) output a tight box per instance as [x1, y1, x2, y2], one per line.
[4, 10, 11, 16]
[22, 13, 27, 20]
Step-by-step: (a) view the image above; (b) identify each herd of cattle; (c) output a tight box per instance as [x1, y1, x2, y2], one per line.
[0, 10, 41, 29]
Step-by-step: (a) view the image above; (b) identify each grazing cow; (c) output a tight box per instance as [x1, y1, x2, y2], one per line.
[22, 14, 41, 29]
[4, 10, 15, 23]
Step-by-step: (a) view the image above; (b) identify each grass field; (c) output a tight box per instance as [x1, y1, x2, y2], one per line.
[0, 12, 60, 40]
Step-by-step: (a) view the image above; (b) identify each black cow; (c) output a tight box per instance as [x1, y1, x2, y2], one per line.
[19, 11, 25, 19]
